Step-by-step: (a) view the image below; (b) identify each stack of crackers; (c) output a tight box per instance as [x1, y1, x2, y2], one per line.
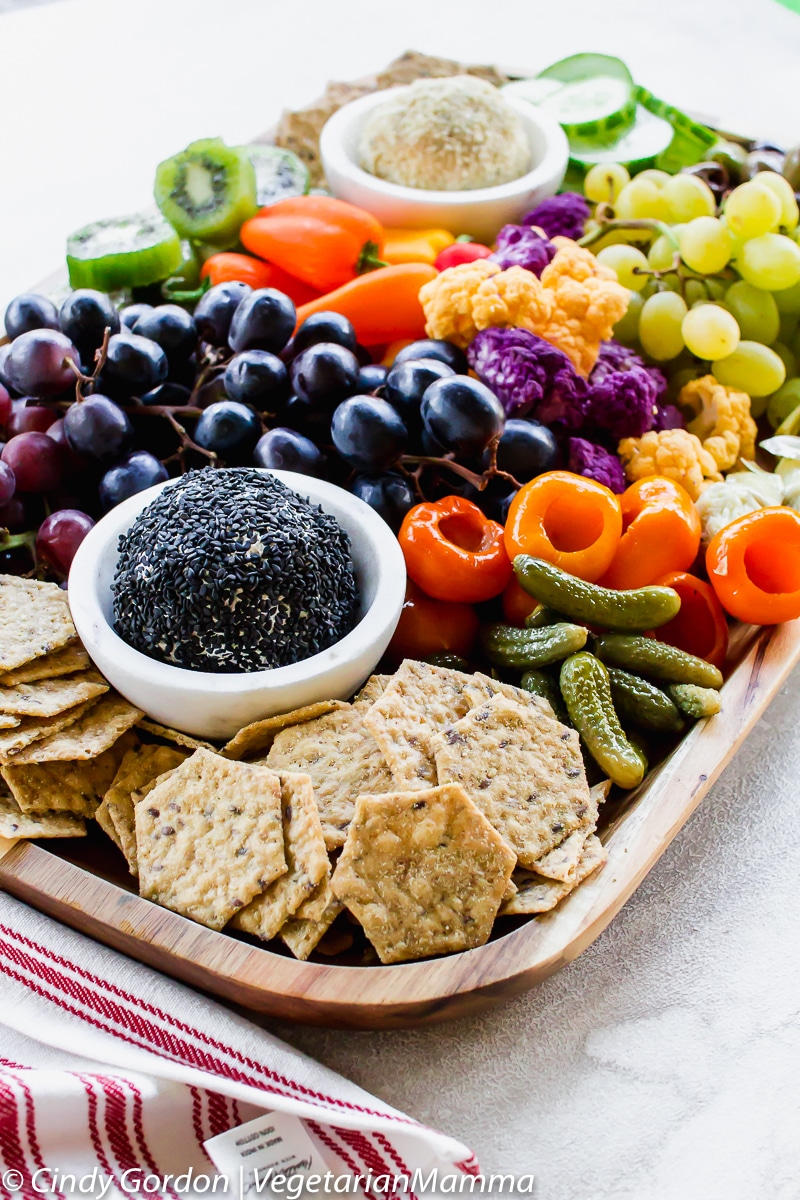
[0, 575, 609, 966]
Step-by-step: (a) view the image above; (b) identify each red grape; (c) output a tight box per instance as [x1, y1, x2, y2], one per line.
[35, 508, 95, 576]
[0, 383, 11, 427]
[0, 495, 28, 533]
[5, 329, 80, 398]
[1, 431, 64, 492]
[47, 419, 91, 474]
[7, 402, 59, 436]
[0, 461, 15, 506]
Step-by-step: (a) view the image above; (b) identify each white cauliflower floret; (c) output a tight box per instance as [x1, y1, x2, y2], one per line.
[695, 472, 785, 543]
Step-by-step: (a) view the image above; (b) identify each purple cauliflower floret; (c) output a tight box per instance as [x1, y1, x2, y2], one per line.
[585, 366, 660, 439]
[523, 192, 590, 241]
[567, 438, 626, 494]
[593, 339, 668, 402]
[489, 224, 557, 276]
[653, 403, 685, 431]
[467, 327, 588, 428]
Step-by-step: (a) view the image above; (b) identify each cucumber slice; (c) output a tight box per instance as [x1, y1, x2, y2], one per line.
[238, 144, 310, 206]
[154, 137, 258, 246]
[636, 87, 717, 172]
[540, 75, 636, 137]
[537, 52, 633, 87]
[66, 211, 183, 292]
[569, 105, 675, 173]
[502, 78, 565, 106]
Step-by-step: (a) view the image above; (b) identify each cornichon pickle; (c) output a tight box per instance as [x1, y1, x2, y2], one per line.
[668, 683, 722, 718]
[521, 669, 570, 722]
[425, 652, 471, 672]
[607, 667, 685, 733]
[481, 622, 588, 669]
[514, 556, 681, 631]
[525, 605, 566, 628]
[560, 653, 646, 789]
[594, 634, 724, 688]
[560, 652, 646, 788]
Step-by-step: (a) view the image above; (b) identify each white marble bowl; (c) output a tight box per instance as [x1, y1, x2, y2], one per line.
[67, 470, 406, 740]
[319, 85, 569, 243]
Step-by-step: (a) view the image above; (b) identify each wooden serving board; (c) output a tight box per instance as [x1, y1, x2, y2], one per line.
[1, 617, 798, 1028]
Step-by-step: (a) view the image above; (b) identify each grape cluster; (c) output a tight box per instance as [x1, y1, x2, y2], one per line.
[1, 280, 560, 580]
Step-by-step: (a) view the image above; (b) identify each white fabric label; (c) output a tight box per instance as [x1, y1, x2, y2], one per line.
[204, 1112, 331, 1200]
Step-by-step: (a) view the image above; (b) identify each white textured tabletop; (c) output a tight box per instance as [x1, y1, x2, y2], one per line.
[2, 1, 800, 1195]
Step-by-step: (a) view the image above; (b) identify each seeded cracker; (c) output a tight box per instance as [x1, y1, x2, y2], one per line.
[362, 660, 476, 789]
[0, 699, 99, 761]
[353, 675, 392, 707]
[136, 749, 286, 929]
[501, 834, 608, 915]
[231, 773, 329, 942]
[266, 707, 393, 849]
[84, 730, 139, 797]
[1, 761, 100, 817]
[530, 779, 607, 883]
[102, 745, 188, 874]
[0, 671, 108, 718]
[222, 700, 348, 761]
[7, 694, 143, 764]
[136, 719, 216, 752]
[0, 784, 85, 839]
[433, 694, 592, 867]
[0, 577, 77, 673]
[0, 715, 19, 729]
[464, 672, 555, 718]
[0, 643, 91, 687]
[280, 882, 343, 961]
[332, 783, 516, 964]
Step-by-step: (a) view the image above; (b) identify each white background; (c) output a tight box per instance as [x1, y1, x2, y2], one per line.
[2, 1, 800, 1195]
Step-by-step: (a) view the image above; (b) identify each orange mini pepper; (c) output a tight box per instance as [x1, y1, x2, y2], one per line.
[200, 253, 321, 306]
[240, 195, 386, 293]
[504, 471, 622, 583]
[652, 571, 729, 669]
[382, 228, 455, 266]
[599, 477, 701, 591]
[399, 495, 512, 603]
[706, 507, 800, 625]
[386, 579, 479, 666]
[294, 264, 437, 347]
[502, 576, 540, 626]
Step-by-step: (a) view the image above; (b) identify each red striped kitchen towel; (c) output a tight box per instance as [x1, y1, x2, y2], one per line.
[0, 893, 478, 1199]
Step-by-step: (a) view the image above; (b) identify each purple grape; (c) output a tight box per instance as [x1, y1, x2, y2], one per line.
[5, 330, 80, 397]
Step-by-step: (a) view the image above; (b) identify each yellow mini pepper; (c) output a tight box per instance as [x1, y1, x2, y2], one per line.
[382, 228, 455, 266]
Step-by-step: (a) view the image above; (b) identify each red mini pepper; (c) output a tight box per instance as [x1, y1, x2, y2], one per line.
[200, 253, 321, 306]
[240, 195, 386, 293]
[434, 241, 494, 271]
[386, 579, 479, 666]
[706, 507, 800, 625]
[399, 495, 512, 604]
[652, 571, 729, 669]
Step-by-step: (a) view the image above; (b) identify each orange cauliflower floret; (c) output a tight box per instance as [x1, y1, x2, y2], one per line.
[617, 429, 723, 501]
[537, 239, 630, 376]
[419, 259, 502, 347]
[471, 266, 554, 336]
[679, 374, 757, 472]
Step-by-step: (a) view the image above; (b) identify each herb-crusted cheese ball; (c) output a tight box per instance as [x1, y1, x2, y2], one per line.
[112, 468, 358, 673]
[359, 76, 531, 192]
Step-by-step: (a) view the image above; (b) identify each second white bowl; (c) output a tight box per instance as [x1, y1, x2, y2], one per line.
[68, 470, 406, 741]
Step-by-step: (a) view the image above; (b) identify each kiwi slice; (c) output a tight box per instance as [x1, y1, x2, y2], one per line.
[238, 144, 310, 206]
[66, 211, 183, 291]
[154, 137, 258, 246]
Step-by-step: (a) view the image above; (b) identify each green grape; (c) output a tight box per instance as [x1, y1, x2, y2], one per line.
[684, 280, 709, 306]
[756, 171, 799, 230]
[615, 178, 668, 221]
[666, 365, 706, 401]
[662, 174, 716, 223]
[774, 278, 800, 315]
[679, 217, 733, 274]
[639, 291, 688, 361]
[712, 340, 786, 396]
[724, 180, 782, 239]
[780, 310, 800, 343]
[705, 278, 728, 301]
[636, 169, 671, 189]
[659, 273, 683, 294]
[648, 234, 677, 271]
[771, 340, 797, 379]
[595, 244, 650, 291]
[738, 233, 800, 290]
[723, 280, 780, 344]
[592, 228, 653, 251]
[613, 289, 644, 346]
[681, 303, 740, 360]
[584, 162, 630, 204]
[767, 378, 800, 428]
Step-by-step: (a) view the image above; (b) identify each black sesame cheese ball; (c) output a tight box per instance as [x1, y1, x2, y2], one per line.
[112, 468, 359, 672]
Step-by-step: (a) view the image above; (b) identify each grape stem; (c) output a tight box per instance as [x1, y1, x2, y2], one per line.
[579, 218, 680, 253]
[0, 529, 36, 553]
[122, 399, 219, 470]
[65, 326, 112, 402]
[401, 442, 521, 493]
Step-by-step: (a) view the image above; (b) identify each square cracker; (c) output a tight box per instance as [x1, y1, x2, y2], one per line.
[231, 772, 329, 942]
[1, 761, 100, 817]
[353, 674, 392, 707]
[0, 698, 99, 761]
[464, 672, 555, 719]
[0, 671, 108, 718]
[7, 694, 143, 764]
[530, 779, 608, 883]
[266, 707, 393, 850]
[102, 744, 188, 874]
[362, 660, 476, 789]
[222, 700, 348, 761]
[0, 715, 19, 729]
[280, 883, 343, 961]
[95, 796, 123, 853]
[0, 643, 91, 686]
[84, 729, 139, 797]
[0, 577, 77, 672]
[433, 694, 592, 868]
[0, 791, 85, 839]
[136, 719, 216, 752]
[135, 749, 286, 930]
[500, 834, 607, 915]
[331, 783, 516, 964]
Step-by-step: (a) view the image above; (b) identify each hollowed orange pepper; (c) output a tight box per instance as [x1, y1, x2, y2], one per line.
[504, 471, 622, 583]
[240, 195, 387, 293]
[652, 571, 729, 669]
[386, 579, 479, 666]
[599, 478, 701, 591]
[382, 228, 455, 266]
[399, 495, 512, 603]
[200, 253, 321, 305]
[706, 507, 800, 625]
